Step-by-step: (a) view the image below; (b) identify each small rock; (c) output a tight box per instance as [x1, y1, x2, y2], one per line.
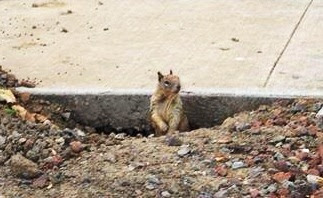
[290, 103, 306, 113]
[104, 153, 117, 163]
[215, 166, 228, 176]
[281, 180, 295, 189]
[33, 174, 49, 188]
[217, 137, 232, 144]
[308, 169, 320, 176]
[145, 183, 155, 190]
[288, 156, 300, 163]
[235, 122, 251, 132]
[277, 188, 290, 197]
[75, 129, 85, 137]
[115, 133, 126, 140]
[165, 135, 182, 146]
[307, 174, 323, 186]
[55, 137, 65, 144]
[249, 167, 264, 178]
[18, 137, 27, 144]
[274, 152, 285, 160]
[272, 172, 292, 183]
[0, 135, 6, 146]
[161, 191, 171, 197]
[274, 161, 290, 172]
[214, 189, 228, 198]
[267, 183, 277, 193]
[43, 120, 51, 125]
[70, 141, 83, 153]
[231, 161, 245, 169]
[147, 175, 161, 185]
[249, 188, 260, 198]
[19, 92, 31, 103]
[270, 135, 285, 144]
[10, 153, 41, 179]
[177, 145, 190, 157]
[61, 112, 71, 120]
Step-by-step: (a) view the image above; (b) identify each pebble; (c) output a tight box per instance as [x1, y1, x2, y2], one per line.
[249, 167, 264, 178]
[43, 120, 51, 125]
[214, 189, 228, 198]
[270, 135, 285, 143]
[165, 135, 182, 146]
[75, 129, 85, 137]
[10, 153, 41, 179]
[61, 112, 71, 120]
[55, 137, 65, 144]
[70, 141, 83, 153]
[274, 152, 285, 160]
[0, 135, 6, 146]
[161, 191, 171, 197]
[177, 145, 190, 157]
[147, 175, 161, 185]
[145, 183, 155, 190]
[115, 133, 126, 140]
[18, 137, 27, 144]
[231, 161, 245, 169]
[307, 174, 323, 185]
[267, 183, 277, 193]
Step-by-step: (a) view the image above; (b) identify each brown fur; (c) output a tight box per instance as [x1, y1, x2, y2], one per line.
[149, 70, 189, 136]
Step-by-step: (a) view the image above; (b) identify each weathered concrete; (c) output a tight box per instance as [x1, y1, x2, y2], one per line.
[18, 87, 322, 129]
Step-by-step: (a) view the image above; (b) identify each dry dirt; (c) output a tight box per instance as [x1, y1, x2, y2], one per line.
[1, 98, 323, 197]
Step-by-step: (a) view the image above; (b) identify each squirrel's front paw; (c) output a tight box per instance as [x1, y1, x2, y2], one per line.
[159, 123, 168, 132]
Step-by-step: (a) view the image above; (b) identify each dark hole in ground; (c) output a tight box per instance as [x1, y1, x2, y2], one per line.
[95, 124, 153, 137]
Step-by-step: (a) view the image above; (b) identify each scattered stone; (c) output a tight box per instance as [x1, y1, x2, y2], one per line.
[274, 152, 285, 160]
[0, 135, 6, 146]
[33, 174, 49, 188]
[214, 189, 228, 198]
[115, 133, 126, 140]
[217, 136, 232, 144]
[249, 188, 260, 198]
[270, 135, 285, 144]
[307, 174, 323, 186]
[161, 191, 171, 197]
[10, 154, 41, 179]
[61, 112, 71, 120]
[215, 165, 228, 176]
[177, 145, 190, 157]
[70, 141, 83, 153]
[272, 172, 292, 183]
[235, 122, 251, 132]
[267, 183, 277, 193]
[165, 135, 182, 146]
[231, 161, 245, 169]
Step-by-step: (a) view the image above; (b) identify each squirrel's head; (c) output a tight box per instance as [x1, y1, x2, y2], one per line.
[157, 70, 181, 94]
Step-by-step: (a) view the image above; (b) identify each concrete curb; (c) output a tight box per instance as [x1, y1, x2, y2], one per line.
[16, 87, 323, 129]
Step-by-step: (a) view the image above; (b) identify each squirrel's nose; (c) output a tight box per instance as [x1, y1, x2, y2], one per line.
[177, 85, 181, 90]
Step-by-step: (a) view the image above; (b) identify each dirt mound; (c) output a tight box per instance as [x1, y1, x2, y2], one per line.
[1, 99, 323, 197]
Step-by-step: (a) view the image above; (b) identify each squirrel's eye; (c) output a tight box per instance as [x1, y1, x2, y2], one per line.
[164, 81, 170, 86]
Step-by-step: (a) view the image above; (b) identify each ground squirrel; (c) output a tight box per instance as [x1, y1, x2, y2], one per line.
[149, 70, 189, 136]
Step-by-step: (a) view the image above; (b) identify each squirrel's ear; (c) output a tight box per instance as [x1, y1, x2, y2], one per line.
[170, 70, 173, 75]
[157, 72, 163, 81]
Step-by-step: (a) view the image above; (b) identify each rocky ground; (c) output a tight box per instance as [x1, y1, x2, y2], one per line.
[1, 97, 323, 197]
[2, 69, 323, 197]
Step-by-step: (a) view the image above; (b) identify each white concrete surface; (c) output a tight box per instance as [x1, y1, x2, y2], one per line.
[267, 0, 323, 91]
[1, 0, 318, 93]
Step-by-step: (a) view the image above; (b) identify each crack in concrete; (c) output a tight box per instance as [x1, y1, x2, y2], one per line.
[263, 0, 314, 87]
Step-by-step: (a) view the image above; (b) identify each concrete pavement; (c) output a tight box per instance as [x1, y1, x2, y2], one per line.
[1, 0, 322, 128]
[0, 0, 319, 91]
